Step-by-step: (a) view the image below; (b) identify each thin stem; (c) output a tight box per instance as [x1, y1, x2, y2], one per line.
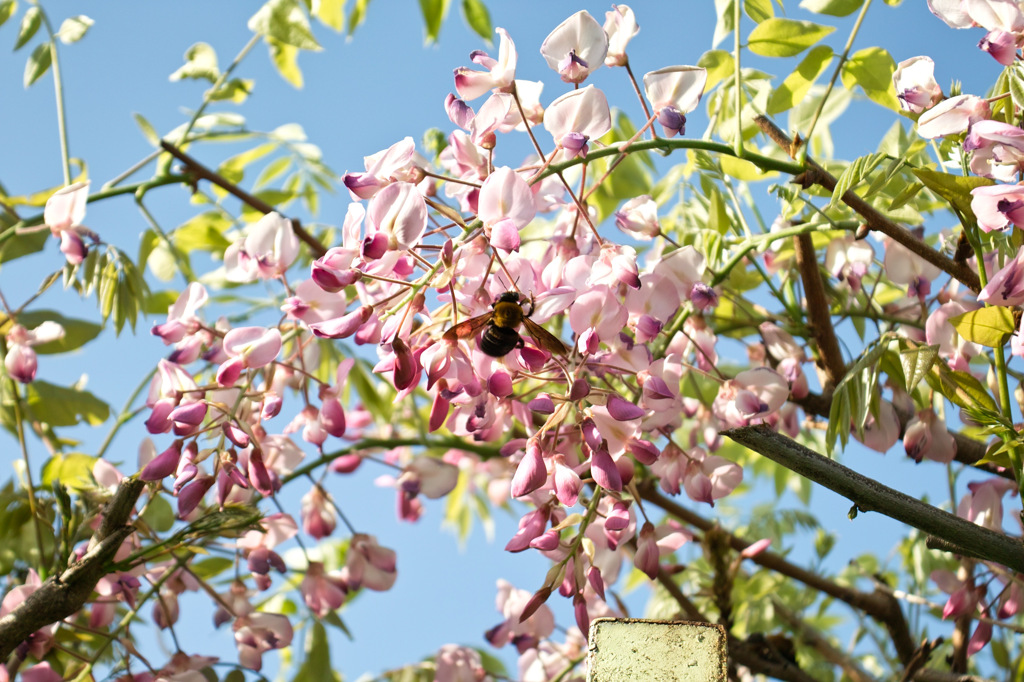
[177, 34, 261, 145]
[800, 0, 873, 162]
[39, 9, 71, 185]
[733, 0, 743, 157]
[96, 368, 156, 460]
[10, 381, 47, 574]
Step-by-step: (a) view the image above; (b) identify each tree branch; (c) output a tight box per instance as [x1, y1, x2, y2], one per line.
[794, 232, 846, 391]
[753, 115, 981, 294]
[158, 140, 327, 259]
[723, 425, 1024, 573]
[0, 477, 144, 660]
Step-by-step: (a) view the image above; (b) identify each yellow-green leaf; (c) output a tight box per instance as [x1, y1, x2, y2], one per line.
[949, 306, 1015, 348]
[698, 49, 735, 91]
[898, 343, 938, 393]
[312, 0, 344, 31]
[419, 0, 451, 44]
[23, 41, 52, 87]
[767, 45, 833, 115]
[799, 0, 864, 16]
[133, 113, 159, 145]
[248, 0, 321, 50]
[747, 18, 835, 58]
[267, 37, 303, 88]
[56, 15, 93, 44]
[169, 42, 220, 83]
[26, 381, 110, 426]
[14, 5, 39, 50]
[42, 453, 97, 492]
[912, 167, 994, 217]
[744, 0, 774, 22]
[840, 46, 899, 110]
[925, 364, 998, 413]
[0, 1, 17, 29]
[461, 0, 491, 42]
[347, 0, 371, 35]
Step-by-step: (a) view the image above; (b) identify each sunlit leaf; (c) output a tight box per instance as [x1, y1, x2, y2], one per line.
[912, 167, 994, 218]
[949, 306, 1015, 348]
[767, 45, 833, 115]
[26, 380, 110, 426]
[133, 113, 159, 146]
[267, 37, 303, 88]
[248, 0, 321, 50]
[0, 310, 101, 354]
[0, 1, 17, 29]
[14, 5, 39, 50]
[925, 364, 998, 413]
[461, 0, 491, 42]
[747, 18, 835, 58]
[56, 15, 93, 44]
[799, 0, 864, 16]
[24, 41, 52, 87]
[41, 453, 96, 491]
[840, 46, 899, 110]
[312, 0, 344, 31]
[897, 342, 938, 393]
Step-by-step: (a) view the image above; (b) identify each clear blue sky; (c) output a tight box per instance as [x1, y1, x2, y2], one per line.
[0, 1, 1006, 679]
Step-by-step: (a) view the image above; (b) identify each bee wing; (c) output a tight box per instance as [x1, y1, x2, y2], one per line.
[442, 312, 494, 342]
[522, 318, 571, 356]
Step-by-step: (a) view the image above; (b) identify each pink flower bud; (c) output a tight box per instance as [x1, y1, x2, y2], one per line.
[511, 441, 548, 498]
[140, 441, 183, 481]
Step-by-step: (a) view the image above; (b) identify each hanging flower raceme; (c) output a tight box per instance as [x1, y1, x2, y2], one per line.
[892, 56, 942, 113]
[603, 5, 639, 67]
[223, 212, 300, 282]
[216, 326, 282, 386]
[3, 321, 64, 384]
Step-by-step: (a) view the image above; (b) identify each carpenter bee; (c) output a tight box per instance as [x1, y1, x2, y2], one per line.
[443, 291, 570, 357]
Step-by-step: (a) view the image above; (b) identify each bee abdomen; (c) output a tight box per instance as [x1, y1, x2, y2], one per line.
[480, 326, 522, 357]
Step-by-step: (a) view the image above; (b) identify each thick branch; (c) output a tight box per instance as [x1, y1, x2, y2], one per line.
[159, 141, 327, 258]
[0, 477, 144, 660]
[794, 232, 846, 390]
[754, 115, 981, 294]
[723, 425, 1024, 573]
[639, 481, 916, 663]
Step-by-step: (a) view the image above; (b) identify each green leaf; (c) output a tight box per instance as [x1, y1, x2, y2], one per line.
[0, 229, 47, 263]
[347, 0, 371, 34]
[461, 0, 491, 42]
[267, 37, 303, 88]
[190, 556, 235, 580]
[799, 0, 864, 16]
[898, 343, 938, 393]
[840, 46, 899, 110]
[26, 380, 110, 427]
[744, 0, 773, 22]
[141, 494, 175, 533]
[0, 1, 17, 29]
[949, 306, 1015, 348]
[42, 453, 97, 492]
[925, 364, 998, 414]
[828, 152, 886, 210]
[419, 0, 450, 43]
[210, 78, 254, 103]
[24, 41, 52, 87]
[712, 0, 735, 48]
[296, 622, 338, 682]
[912, 168, 994, 217]
[172, 212, 233, 253]
[3, 310, 101, 354]
[133, 113, 159, 146]
[249, 0, 321, 50]
[169, 42, 220, 83]
[255, 156, 292, 188]
[747, 18, 835, 58]
[698, 49, 735, 91]
[14, 5, 39, 50]
[56, 15, 93, 44]
[1009, 65, 1024, 112]
[312, 0, 344, 31]
[767, 45, 833, 115]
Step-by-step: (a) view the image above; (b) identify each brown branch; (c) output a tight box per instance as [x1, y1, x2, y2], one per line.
[723, 425, 1024, 574]
[794, 232, 845, 391]
[754, 115, 981, 294]
[773, 600, 879, 682]
[0, 477, 144, 660]
[159, 140, 327, 259]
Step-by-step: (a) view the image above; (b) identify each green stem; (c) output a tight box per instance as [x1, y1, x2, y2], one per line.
[800, 0, 874, 163]
[733, 0, 743, 157]
[177, 34, 261, 145]
[9, 380, 48, 576]
[135, 194, 196, 281]
[39, 9, 71, 185]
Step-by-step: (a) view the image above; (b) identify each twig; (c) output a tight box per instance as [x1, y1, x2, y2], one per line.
[0, 477, 144, 660]
[158, 141, 327, 259]
[794, 232, 845, 391]
[754, 115, 981, 294]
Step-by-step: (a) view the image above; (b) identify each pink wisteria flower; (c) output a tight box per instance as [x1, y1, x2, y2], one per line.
[365, 181, 428, 252]
[216, 326, 282, 386]
[233, 612, 293, 671]
[603, 5, 639, 67]
[43, 180, 91, 264]
[643, 66, 708, 137]
[965, 120, 1024, 181]
[4, 321, 64, 383]
[916, 94, 990, 139]
[543, 85, 612, 160]
[477, 166, 536, 251]
[540, 10, 609, 83]
[903, 409, 957, 464]
[434, 644, 485, 682]
[979, 245, 1024, 306]
[970, 182, 1024, 232]
[892, 56, 942, 113]
[712, 367, 789, 428]
[454, 27, 517, 100]
[223, 212, 300, 282]
[342, 137, 424, 200]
